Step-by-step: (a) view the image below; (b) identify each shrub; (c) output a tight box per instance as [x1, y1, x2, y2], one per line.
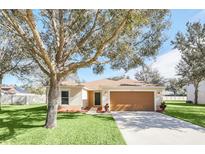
[186, 100, 193, 104]
[160, 101, 167, 111]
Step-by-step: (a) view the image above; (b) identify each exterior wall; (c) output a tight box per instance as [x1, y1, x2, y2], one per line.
[155, 90, 163, 110]
[87, 90, 94, 107]
[70, 87, 83, 106]
[82, 89, 88, 108]
[187, 81, 205, 104]
[102, 90, 109, 107]
[59, 86, 83, 109]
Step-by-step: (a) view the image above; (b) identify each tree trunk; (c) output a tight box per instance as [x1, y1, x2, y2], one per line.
[194, 83, 199, 105]
[45, 77, 60, 128]
[0, 75, 2, 111]
[174, 90, 177, 96]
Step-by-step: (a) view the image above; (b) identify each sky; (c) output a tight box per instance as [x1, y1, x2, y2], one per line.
[3, 9, 205, 85]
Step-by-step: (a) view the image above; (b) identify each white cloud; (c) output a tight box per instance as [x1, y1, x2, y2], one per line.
[151, 49, 181, 78]
[126, 49, 181, 79]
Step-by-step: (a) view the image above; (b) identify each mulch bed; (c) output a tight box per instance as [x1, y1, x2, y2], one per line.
[58, 107, 90, 113]
[58, 106, 110, 113]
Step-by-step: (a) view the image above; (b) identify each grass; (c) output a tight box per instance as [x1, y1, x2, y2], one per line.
[164, 100, 205, 128]
[0, 105, 125, 145]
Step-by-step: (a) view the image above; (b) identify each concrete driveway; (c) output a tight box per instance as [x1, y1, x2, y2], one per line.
[112, 111, 205, 145]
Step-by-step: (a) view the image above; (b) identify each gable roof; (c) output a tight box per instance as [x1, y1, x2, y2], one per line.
[82, 78, 163, 90]
[59, 78, 164, 90]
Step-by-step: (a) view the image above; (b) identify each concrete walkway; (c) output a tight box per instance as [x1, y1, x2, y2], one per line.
[112, 111, 205, 145]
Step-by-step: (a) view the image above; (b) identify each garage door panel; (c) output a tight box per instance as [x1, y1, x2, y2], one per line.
[111, 104, 148, 111]
[110, 91, 154, 111]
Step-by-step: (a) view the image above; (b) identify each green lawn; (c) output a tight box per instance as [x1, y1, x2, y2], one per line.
[0, 105, 125, 145]
[164, 100, 205, 128]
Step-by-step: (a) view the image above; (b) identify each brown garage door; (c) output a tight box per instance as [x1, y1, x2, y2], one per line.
[110, 91, 154, 111]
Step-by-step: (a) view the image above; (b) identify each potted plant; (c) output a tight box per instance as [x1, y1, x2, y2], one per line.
[159, 101, 167, 112]
[104, 103, 109, 112]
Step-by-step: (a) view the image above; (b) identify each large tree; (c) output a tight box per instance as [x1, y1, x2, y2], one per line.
[135, 65, 165, 85]
[0, 10, 170, 128]
[172, 22, 205, 104]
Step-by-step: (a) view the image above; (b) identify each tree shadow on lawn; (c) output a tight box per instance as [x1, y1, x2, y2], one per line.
[57, 113, 87, 121]
[57, 113, 115, 124]
[0, 106, 114, 143]
[0, 106, 46, 143]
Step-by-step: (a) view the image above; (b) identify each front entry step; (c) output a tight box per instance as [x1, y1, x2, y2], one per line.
[86, 106, 110, 115]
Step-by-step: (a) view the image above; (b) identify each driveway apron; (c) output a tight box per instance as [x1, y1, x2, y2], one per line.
[112, 111, 205, 145]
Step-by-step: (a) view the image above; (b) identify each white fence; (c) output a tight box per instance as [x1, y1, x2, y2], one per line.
[1, 94, 46, 105]
[163, 96, 187, 101]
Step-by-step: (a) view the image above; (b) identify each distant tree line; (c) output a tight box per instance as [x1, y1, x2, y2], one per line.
[134, 65, 186, 96]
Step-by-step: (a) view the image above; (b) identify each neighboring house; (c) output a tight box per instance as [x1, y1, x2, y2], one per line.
[52, 78, 164, 111]
[1, 85, 28, 95]
[1, 85, 16, 95]
[186, 81, 205, 104]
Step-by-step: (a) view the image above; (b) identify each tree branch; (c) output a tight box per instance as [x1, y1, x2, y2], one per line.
[55, 10, 65, 65]
[62, 10, 100, 62]
[58, 10, 131, 78]
[2, 10, 51, 75]
[25, 10, 55, 73]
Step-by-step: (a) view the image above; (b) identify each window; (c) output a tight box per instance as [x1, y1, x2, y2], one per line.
[61, 91, 69, 104]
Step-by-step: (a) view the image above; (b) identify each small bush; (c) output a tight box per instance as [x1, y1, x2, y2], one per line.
[160, 101, 167, 111]
[186, 100, 193, 104]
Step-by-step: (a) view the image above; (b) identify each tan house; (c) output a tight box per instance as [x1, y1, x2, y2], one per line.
[56, 78, 165, 111]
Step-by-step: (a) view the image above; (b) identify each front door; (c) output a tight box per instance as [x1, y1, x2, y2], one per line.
[94, 92, 101, 105]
